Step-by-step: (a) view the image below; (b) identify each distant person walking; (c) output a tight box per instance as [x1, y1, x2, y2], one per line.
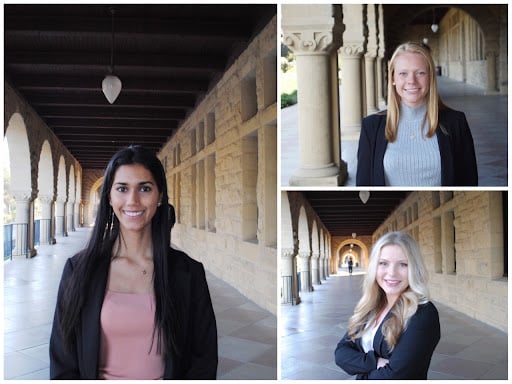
[348, 258, 354, 275]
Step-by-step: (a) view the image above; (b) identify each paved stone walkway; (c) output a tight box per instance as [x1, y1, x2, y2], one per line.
[281, 76, 508, 186]
[3, 227, 277, 380]
[280, 270, 508, 380]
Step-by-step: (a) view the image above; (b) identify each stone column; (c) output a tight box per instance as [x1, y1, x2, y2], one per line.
[322, 235, 329, 280]
[281, 248, 300, 304]
[282, 5, 346, 186]
[376, 54, 386, 109]
[74, 201, 81, 228]
[297, 251, 312, 292]
[364, 4, 378, 115]
[55, 198, 67, 237]
[364, 52, 378, 115]
[67, 201, 75, 232]
[82, 198, 92, 226]
[376, 4, 386, 109]
[486, 49, 498, 94]
[311, 251, 320, 285]
[38, 195, 53, 245]
[11, 191, 32, 257]
[319, 252, 325, 281]
[340, 4, 365, 139]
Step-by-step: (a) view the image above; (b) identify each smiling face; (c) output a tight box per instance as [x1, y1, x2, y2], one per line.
[109, 163, 161, 236]
[393, 52, 430, 108]
[376, 244, 410, 304]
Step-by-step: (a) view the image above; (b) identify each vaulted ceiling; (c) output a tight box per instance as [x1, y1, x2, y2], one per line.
[301, 191, 410, 237]
[4, 4, 276, 169]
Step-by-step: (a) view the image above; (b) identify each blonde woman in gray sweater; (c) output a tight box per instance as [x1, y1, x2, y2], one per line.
[356, 42, 477, 186]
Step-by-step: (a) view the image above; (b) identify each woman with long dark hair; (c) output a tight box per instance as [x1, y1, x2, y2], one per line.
[50, 145, 218, 379]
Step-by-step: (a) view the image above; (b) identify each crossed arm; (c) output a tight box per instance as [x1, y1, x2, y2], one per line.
[334, 303, 440, 379]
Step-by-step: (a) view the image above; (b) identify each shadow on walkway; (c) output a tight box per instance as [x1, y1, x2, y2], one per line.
[280, 271, 507, 380]
[3, 227, 276, 380]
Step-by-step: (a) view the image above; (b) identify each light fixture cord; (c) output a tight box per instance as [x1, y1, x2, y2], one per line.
[110, 7, 115, 74]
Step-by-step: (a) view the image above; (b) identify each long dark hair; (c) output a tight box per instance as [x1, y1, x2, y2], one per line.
[59, 145, 181, 358]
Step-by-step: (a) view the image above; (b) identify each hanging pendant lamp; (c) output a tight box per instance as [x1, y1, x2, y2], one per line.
[102, 7, 122, 104]
[359, 191, 370, 204]
[430, 8, 439, 33]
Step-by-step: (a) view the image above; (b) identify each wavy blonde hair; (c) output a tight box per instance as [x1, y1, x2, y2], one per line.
[385, 42, 445, 143]
[348, 231, 430, 351]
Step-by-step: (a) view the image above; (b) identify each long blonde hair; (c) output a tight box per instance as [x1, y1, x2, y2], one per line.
[348, 231, 430, 351]
[385, 42, 444, 142]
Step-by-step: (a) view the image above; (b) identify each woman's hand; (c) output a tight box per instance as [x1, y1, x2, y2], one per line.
[377, 357, 389, 369]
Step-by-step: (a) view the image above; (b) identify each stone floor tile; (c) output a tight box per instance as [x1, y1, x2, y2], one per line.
[228, 323, 277, 344]
[4, 351, 48, 379]
[429, 356, 495, 379]
[218, 335, 273, 363]
[219, 362, 276, 380]
[251, 345, 277, 367]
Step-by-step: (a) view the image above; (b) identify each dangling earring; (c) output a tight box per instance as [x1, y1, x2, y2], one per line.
[108, 206, 115, 230]
[157, 202, 162, 207]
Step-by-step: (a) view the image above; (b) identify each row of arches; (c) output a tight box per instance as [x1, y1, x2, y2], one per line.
[280, 191, 371, 304]
[4, 112, 82, 258]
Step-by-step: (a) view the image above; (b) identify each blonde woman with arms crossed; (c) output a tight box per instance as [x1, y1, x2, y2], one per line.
[335, 231, 440, 379]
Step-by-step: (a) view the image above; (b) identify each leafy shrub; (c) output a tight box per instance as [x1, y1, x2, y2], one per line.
[281, 90, 297, 108]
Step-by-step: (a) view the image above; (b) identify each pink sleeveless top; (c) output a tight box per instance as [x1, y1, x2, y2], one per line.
[98, 290, 165, 379]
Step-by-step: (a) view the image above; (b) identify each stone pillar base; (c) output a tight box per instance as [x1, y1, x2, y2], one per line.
[290, 163, 347, 186]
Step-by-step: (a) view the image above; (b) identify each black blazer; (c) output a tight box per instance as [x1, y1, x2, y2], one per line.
[334, 301, 440, 379]
[49, 248, 218, 379]
[356, 107, 478, 186]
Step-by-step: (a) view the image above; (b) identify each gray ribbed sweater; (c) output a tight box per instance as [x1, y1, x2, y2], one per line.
[383, 103, 441, 186]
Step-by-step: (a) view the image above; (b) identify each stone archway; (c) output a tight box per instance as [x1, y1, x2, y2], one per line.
[333, 238, 370, 273]
[280, 191, 300, 304]
[36, 140, 55, 245]
[385, 4, 506, 93]
[74, 168, 83, 227]
[87, 177, 104, 226]
[4, 113, 33, 257]
[55, 156, 67, 237]
[297, 205, 312, 292]
[67, 166, 76, 232]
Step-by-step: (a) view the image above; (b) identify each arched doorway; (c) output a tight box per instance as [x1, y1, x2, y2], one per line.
[334, 238, 370, 274]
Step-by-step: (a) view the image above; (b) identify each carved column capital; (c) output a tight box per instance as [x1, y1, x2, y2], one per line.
[340, 43, 364, 58]
[55, 196, 67, 204]
[365, 47, 378, 59]
[38, 195, 54, 205]
[283, 30, 336, 54]
[11, 190, 33, 202]
[281, 248, 295, 260]
[298, 251, 311, 259]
